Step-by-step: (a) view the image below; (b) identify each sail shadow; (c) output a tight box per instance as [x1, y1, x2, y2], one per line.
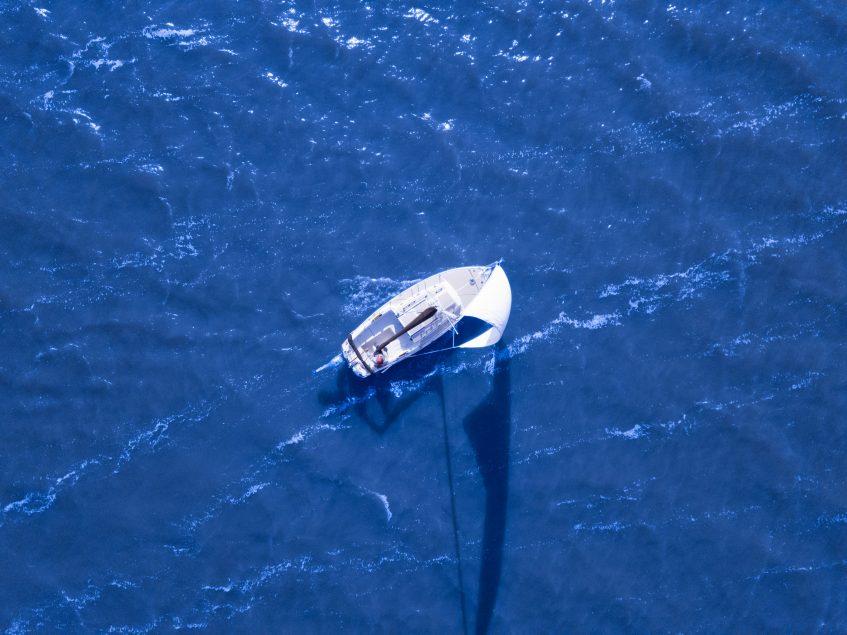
[462, 343, 511, 635]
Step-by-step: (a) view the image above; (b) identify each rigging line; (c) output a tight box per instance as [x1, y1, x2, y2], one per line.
[438, 376, 469, 635]
[424, 285, 460, 336]
[398, 262, 503, 361]
[407, 343, 461, 359]
[417, 261, 498, 333]
[438, 261, 498, 332]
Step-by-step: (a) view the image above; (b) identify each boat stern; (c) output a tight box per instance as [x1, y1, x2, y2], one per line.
[341, 335, 375, 378]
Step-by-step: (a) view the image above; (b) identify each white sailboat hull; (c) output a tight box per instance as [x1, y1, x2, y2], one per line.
[341, 263, 511, 378]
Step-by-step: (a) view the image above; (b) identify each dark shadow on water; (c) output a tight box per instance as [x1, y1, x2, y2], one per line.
[316, 340, 511, 635]
[463, 343, 510, 635]
[317, 345, 455, 433]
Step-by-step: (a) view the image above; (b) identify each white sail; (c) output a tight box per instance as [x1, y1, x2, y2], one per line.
[458, 264, 512, 348]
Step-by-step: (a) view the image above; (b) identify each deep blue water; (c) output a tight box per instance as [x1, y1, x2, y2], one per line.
[2, 0, 847, 632]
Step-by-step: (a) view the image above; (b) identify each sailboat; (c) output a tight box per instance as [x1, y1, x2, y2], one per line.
[339, 262, 512, 378]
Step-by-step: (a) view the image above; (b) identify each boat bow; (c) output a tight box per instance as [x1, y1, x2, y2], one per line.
[457, 264, 512, 348]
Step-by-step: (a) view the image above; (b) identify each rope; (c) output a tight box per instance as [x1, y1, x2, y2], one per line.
[407, 342, 461, 359]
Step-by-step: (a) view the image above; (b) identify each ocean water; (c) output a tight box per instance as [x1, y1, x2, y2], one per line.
[2, 0, 846, 632]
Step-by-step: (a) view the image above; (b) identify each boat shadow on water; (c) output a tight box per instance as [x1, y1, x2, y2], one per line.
[318, 345, 455, 432]
[317, 342, 511, 635]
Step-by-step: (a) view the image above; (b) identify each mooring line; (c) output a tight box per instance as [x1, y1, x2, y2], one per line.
[439, 376, 468, 635]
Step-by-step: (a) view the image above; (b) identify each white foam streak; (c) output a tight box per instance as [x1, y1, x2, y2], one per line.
[115, 402, 211, 473]
[142, 24, 218, 49]
[573, 520, 628, 533]
[361, 488, 392, 522]
[2, 458, 99, 518]
[405, 8, 438, 24]
[605, 424, 647, 439]
[600, 260, 731, 307]
[144, 27, 198, 39]
[264, 72, 287, 88]
[751, 559, 847, 581]
[227, 483, 270, 506]
[517, 414, 691, 465]
[508, 311, 620, 356]
[202, 547, 453, 599]
[277, 422, 346, 449]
